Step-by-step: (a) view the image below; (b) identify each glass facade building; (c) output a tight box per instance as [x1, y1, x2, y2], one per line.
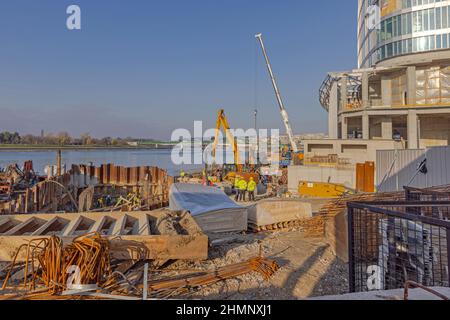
[358, 0, 450, 68]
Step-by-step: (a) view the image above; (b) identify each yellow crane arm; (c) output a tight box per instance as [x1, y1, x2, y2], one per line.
[212, 109, 242, 171]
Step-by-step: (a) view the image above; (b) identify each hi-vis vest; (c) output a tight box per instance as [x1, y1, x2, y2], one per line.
[247, 180, 256, 192]
[238, 179, 247, 191]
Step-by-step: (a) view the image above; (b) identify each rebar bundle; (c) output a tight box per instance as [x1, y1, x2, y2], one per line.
[1, 233, 114, 294]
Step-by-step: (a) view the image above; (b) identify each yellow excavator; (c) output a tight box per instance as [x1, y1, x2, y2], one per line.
[211, 109, 259, 183]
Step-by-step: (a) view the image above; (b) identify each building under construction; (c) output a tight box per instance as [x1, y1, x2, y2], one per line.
[319, 0, 450, 152]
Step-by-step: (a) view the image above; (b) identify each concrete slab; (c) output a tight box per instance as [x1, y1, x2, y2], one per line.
[248, 199, 317, 228]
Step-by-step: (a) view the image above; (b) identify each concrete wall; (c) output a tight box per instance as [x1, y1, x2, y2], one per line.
[288, 165, 356, 191]
[303, 139, 403, 165]
[377, 146, 450, 192]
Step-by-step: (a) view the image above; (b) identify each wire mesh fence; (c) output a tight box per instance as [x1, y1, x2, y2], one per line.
[348, 201, 450, 293]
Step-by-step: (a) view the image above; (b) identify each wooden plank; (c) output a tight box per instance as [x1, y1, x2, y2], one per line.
[138, 214, 151, 235]
[32, 217, 59, 236]
[90, 216, 108, 233]
[112, 215, 128, 236]
[0, 233, 208, 262]
[63, 216, 84, 236]
[0, 218, 12, 234]
[5, 218, 39, 236]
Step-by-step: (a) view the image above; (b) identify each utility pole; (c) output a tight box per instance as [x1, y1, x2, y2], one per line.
[254, 109, 258, 132]
[254, 109, 259, 164]
[56, 150, 62, 176]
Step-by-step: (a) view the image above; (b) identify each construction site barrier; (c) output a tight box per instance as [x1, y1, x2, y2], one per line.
[347, 201, 450, 293]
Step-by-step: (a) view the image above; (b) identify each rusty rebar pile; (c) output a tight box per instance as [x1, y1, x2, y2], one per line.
[142, 257, 280, 298]
[1, 233, 114, 295]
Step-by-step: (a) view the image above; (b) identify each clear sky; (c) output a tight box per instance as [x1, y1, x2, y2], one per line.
[0, 0, 357, 140]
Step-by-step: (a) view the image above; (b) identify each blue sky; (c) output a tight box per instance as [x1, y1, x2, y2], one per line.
[0, 0, 357, 140]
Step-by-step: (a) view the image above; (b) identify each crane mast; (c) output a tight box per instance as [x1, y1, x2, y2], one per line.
[255, 33, 298, 153]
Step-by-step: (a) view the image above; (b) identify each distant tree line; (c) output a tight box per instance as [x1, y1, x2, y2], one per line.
[0, 131, 132, 146]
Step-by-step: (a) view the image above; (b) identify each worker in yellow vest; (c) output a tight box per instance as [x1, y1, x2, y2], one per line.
[180, 169, 185, 182]
[247, 177, 257, 202]
[238, 178, 248, 202]
[234, 176, 241, 201]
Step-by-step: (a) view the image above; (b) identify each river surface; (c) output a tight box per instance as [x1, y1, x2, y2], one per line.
[0, 149, 205, 176]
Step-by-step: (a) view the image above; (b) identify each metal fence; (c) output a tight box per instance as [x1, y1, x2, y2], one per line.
[348, 201, 450, 293]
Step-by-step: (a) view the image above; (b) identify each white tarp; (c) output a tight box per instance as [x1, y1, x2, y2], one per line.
[169, 183, 247, 233]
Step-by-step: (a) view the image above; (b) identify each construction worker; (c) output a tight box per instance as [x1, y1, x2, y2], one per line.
[238, 178, 248, 202]
[234, 176, 241, 201]
[180, 169, 185, 182]
[247, 177, 257, 202]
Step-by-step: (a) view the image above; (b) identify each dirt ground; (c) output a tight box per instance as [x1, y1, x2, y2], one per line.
[0, 229, 349, 300]
[162, 229, 349, 300]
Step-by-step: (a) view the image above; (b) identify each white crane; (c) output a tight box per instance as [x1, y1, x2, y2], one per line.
[255, 33, 298, 153]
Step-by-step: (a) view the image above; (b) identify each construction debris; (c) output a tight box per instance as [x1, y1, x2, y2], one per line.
[140, 257, 279, 299]
[0, 230, 278, 300]
[1, 233, 114, 295]
[0, 163, 174, 215]
[0, 210, 208, 262]
[0, 161, 41, 203]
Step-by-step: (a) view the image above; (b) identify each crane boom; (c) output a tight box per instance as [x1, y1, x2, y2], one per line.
[212, 109, 242, 172]
[255, 33, 298, 153]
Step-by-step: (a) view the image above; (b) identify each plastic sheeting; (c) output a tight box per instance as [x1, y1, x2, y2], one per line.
[169, 183, 248, 233]
[169, 183, 242, 216]
[416, 65, 450, 105]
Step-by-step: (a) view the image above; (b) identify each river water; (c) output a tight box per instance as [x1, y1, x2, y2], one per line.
[0, 149, 205, 176]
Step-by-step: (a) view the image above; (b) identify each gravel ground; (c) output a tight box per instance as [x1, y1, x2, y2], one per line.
[153, 229, 349, 300]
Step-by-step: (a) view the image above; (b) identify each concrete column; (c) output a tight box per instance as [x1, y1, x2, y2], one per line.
[381, 116, 393, 140]
[362, 113, 370, 140]
[362, 72, 369, 108]
[381, 76, 392, 106]
[406, 66, 416, 105]
[339, 77, 348, 112]
[341, 117, 348, 140]
[407, 110, 418, 149]
[328, 81, 339, 139]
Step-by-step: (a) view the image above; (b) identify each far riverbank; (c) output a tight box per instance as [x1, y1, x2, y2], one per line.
[0, 144, 175, 151]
